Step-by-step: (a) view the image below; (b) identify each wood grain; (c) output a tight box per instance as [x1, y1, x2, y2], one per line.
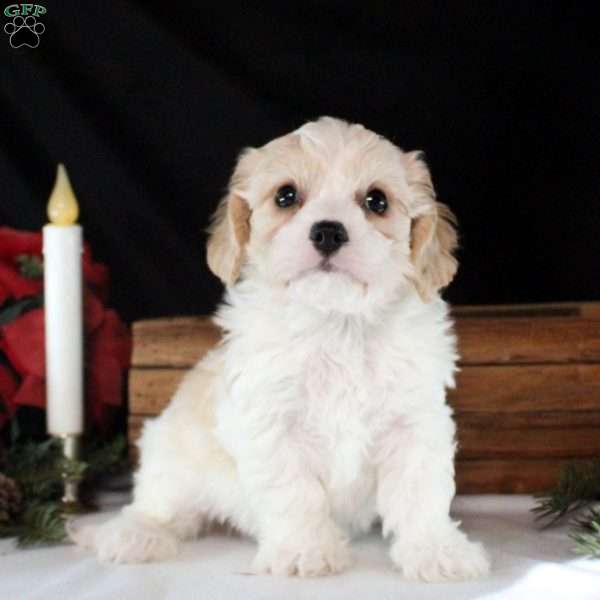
[129, 369, 185, 414]
[455, 459, 564, 494]
[128, 415, 145, 444]
[452, 302, 600, 319]
[129, 364, 600, 416]
[132, 316, 221, 368]
[456, 418, 600, 459]
[449, 364, 600, 412]
[455, 316, 600, 364]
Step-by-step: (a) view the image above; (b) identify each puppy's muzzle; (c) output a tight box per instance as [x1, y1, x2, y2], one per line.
[309, 221, 349, 256]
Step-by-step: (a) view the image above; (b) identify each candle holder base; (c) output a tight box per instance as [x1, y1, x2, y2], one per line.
[60, 499, 86, 515]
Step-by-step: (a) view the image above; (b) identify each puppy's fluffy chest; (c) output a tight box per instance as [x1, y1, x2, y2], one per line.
[220, 306, 393, 488]
[216, 286, 456, 496]
[299, 330, 378, 489]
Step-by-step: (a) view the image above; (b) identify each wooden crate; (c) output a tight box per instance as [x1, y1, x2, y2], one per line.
[128, 303, 600, 494]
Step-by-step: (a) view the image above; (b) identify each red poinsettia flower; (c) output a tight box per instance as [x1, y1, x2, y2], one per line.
[0, 227, 130, 434]
[0, 227, 42, 258]
[0, 227, 110, 305]
[0, 300, 131, 432]
[87, 310, 132, 430]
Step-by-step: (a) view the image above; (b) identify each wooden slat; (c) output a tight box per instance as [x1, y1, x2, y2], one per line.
[131, 316, 221, 368]
[129, 369, 185, 414]
[449, 364, 600, 412]
[455, 316, 600, 365]
[456, 422, 600, 459]
[455, 459, 563, 494]
[452, 302, 600, 319]
[456, 410, 600, 429]
[129, 364, 600, 416]
[128, 415, 146, 444]
[126, 417, 565, 494]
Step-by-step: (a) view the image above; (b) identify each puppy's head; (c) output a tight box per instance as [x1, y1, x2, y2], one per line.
[207, 117, 457, 313]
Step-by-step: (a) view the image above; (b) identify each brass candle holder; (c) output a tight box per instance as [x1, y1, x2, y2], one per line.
[60, 434, 84, 513]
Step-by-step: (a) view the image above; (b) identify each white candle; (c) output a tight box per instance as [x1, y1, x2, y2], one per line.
[43, 164, 84, 436]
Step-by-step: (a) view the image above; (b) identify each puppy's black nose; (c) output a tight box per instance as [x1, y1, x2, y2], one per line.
[309, 221, 349, 256]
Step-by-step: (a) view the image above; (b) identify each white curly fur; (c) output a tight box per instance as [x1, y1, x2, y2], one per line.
[71, 118, 489, 581]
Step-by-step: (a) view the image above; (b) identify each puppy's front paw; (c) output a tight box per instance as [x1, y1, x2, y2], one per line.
[391, 530, 490, 582]
[252, 533, 351, 577]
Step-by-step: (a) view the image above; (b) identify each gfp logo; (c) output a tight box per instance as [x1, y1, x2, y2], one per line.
[4, 4, 46, 48]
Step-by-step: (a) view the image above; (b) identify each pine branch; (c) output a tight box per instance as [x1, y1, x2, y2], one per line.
[4, 438, 88, 501]
[0, 502, 66, 546]
[83, 435, 127, 476]
[532, 460, 600, 526]
[15, 502, 66, 547]
[570, 507, 600, 558]
[0, 435, 127, 547]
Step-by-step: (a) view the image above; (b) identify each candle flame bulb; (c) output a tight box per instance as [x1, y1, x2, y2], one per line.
[47, 164, 79, 225]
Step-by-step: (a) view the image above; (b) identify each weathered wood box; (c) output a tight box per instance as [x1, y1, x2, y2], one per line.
[128, 303, 600, 494]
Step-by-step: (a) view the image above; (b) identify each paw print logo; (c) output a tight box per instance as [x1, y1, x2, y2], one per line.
[4, 15, 45, 49]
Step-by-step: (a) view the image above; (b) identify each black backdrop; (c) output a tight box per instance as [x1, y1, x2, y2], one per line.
[2, 2, 599, 323]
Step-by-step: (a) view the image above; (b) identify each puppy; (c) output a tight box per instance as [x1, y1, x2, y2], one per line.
[72, 117, 490, 581]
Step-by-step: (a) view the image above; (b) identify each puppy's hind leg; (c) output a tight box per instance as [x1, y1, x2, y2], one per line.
[71, 360, 245, 563]
[69, 505, 180, 564]
[69, 418, 206, 563]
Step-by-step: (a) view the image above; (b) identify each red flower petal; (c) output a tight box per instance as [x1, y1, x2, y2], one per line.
[12, 374, 46, 408]
[0, 227, 42, 259]
[1, 291, 107, 377]
[87, 395, 114, 433]
[87, 357, 123, 408]
[88, 310, 131, 369]
[1, 308, 45, 377]
[84, 310, 130, 431]
[84, 288, 105, 334]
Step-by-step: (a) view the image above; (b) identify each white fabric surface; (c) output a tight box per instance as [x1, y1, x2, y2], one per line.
[1, 495, 600, 600]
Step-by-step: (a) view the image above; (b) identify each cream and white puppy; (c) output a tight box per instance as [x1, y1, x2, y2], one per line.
[72, 117, 490, 581]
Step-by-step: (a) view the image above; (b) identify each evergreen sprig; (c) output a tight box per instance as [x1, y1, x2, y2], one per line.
[13, 502, 67, 546]
[532, 459, 600, 559]
[571, 507, 600, 558]
[532, 460, 600, 526]
[0, 435, 127, 547]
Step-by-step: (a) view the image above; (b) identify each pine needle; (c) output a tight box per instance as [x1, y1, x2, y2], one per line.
[83, 435, 127, 475]
[16, 502, 66, 547]
[570, 507, 600, 558]
[0, 435, 127, 547]
[532, 460, 600, 526]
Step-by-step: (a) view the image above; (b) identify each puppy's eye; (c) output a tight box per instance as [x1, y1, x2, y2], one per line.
[364, 189, 388, 215]
[275, 185, 298, 208]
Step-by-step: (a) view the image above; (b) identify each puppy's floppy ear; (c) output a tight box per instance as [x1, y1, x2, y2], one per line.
[206, 149, 257, 286]
[404, 151, 458, 302]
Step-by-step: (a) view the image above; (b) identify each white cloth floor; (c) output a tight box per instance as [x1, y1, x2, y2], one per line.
[2, 495, 600, 600]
